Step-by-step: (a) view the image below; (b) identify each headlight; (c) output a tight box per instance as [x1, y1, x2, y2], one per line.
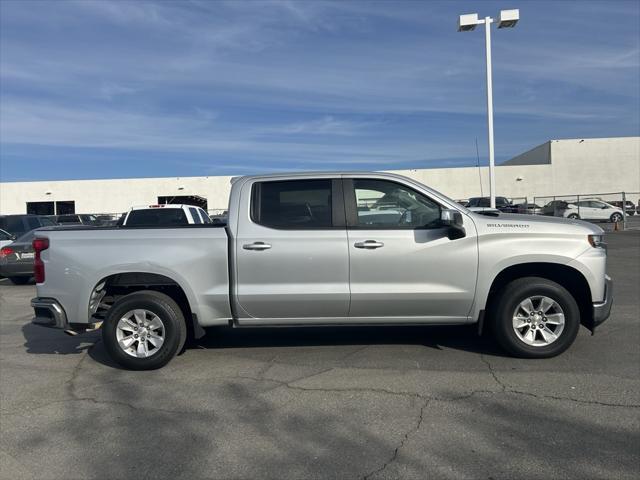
[588, 234, 606, 249]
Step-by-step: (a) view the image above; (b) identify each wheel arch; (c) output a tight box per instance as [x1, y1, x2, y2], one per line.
[90, 272, 205, 339]
[483, 262, 593, 332]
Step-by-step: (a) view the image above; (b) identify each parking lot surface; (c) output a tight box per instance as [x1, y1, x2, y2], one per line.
[1, 232, 639, 480]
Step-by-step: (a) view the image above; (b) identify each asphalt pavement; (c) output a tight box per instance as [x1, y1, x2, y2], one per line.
[1, 232, 638, 479]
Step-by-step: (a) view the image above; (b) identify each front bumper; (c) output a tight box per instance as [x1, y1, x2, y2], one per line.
[593, 275, 613, 329]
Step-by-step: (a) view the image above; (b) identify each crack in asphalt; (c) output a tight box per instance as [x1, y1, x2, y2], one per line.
[480, 354, 507, 391]
[479, 354, 640, 408]
[362, 397, 430, 480]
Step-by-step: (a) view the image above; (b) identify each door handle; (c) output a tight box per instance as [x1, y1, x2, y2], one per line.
[243, 242, 272, 251]
[354, 240, 384, 249]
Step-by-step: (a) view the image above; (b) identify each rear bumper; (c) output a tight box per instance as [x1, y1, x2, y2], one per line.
[593, 275, 613, 328]
[31, 297, 69, 329]
[0, 263, 33, 277]
[31, 297, 102, 334]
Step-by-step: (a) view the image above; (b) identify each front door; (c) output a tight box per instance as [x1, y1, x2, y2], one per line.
[235, 178, 350, 322]
[345, 178, 478, 321]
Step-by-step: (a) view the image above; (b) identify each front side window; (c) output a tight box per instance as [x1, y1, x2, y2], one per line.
[252, 179, 333, 229]
[0, 230, 11, 240]
[199, 209, 211, 224]
[352, 179, 441, 228]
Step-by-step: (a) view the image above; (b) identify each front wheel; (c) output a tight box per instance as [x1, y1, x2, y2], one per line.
[610, 213, 623, 223]
[567, 213, 580, 220]
[491, 277, 580, 358]
[102, 290, 187, 370]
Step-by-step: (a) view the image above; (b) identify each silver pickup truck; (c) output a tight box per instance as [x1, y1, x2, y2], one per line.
[31, 172, 612, 369]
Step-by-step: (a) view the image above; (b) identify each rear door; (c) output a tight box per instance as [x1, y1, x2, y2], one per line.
[234, 178, 349, 321]
[344, 177, 478, 321]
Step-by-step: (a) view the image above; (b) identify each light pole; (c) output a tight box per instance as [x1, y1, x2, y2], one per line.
[458, 9, 519, 209]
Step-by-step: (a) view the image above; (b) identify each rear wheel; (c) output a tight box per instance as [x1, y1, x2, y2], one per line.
[8, 276, 31, 285]
[491, 277, 580, 358]
[102, 290, 187, 370]
[610, 213, 623, 223]
[567, 213, 580, 220]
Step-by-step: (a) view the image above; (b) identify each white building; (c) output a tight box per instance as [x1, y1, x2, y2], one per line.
[1, 136, 638, 215]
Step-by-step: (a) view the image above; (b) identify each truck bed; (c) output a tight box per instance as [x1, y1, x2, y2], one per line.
[35, 225, 232, 326]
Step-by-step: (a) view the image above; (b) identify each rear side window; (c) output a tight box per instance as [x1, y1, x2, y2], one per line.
[125, 208, 189, 227]
[26, 216, 41, 229]
[16, 230, 36, 243]
[188, 207, 202, 224]
[0, 217, 26, 235]
[252, 180, 333, 229]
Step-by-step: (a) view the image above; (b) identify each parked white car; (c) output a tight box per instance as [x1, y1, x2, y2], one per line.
[563, 200, 624, 223]
[122, 204, 211, 226]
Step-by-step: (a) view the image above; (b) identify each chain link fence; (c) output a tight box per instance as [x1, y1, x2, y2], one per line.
[533, 192, 639, 231]
[453, 192, 638, 231]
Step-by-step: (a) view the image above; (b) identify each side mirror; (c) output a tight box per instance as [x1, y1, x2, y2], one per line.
[441, 209, 466, 239]
[10, 235, 16, 241]
[441, 209, 463, 227]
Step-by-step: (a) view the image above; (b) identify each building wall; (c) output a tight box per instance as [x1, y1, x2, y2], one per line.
[0, 176, 234, 215]
[548, 137, 640, 195]
[1, 137, 638, 214]
[502, 141, 551, 166]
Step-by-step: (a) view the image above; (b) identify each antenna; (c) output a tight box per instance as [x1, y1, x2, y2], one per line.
[475, 137, 484, 197]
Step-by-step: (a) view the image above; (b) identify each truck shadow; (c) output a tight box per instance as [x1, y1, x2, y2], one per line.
[22, 322, 506, 369]
[21, 321, 99, 355]
[195, 324, 505, 356]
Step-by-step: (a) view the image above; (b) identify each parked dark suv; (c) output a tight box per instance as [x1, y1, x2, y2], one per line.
[0, 215, 55, 237]
[467, 196, 516, 213]
[55, 214, 102, 226]
[609, 201, 635, 216]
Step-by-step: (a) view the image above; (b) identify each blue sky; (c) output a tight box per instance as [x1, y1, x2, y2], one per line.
[1, 0, 638, 181]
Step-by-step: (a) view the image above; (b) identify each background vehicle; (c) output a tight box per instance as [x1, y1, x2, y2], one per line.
[32, 172, 612, 370]
[0, 214, 50, 237]
[0, 228, 16, 250]
[122, 204, 211, 226]
[95, 214, 120, 226]
[467, 196, 516, 213]
[209, 210, 229, 225]
[609, 200, 635, 216]
[515, 203, 543, 215]
[55, 214, 102, 226]
[542, 200, 571, 217]
[563, 200, 624, 223]
[0, 229, 38, 284]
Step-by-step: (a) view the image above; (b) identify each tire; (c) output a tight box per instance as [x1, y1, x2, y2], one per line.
[610, 213, 623, 223]
[102, 290, 187, 370]
[491, 277, 580, 358]
[567, 213, 580, 220]
[9, 276, 31, 285]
